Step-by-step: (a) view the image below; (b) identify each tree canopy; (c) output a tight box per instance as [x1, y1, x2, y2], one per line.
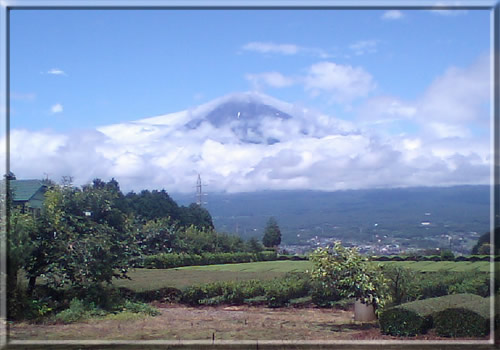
[262, 217, 281, 248]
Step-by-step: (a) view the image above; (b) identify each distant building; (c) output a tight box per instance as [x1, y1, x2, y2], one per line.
[10, 179, 49, 215]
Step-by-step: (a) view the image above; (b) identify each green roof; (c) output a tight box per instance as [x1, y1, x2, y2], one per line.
[10, 180, 46, 202]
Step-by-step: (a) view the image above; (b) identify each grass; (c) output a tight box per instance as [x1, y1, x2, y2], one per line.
[113, 260, 495, 292]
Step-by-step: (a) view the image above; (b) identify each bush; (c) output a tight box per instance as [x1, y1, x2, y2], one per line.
[264, 273, 310, 308]
[143, 251, 278, 269]
[415, 272, 490, 299]
[122, 300, 160, 316]
[379, 293, 485, 336]
[434, 305, 489, 337]
[310, 281, 342, 307]
[54, 298, 88, 324]
[382, 265, 419, 306]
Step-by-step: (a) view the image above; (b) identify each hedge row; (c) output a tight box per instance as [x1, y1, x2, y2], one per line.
[379, 293, 488, 337]
[141, 251, 277, 269]
[180, 273, 311, 308]
[373, 255, 499, 262]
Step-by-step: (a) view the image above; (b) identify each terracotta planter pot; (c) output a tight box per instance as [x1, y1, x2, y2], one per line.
[354, 299, 376, 322]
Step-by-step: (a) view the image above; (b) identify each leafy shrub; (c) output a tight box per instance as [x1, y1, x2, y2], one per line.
[309, 243, 388, 309]
[382, 265, 419, 306]
[143, 251, 278, 269]
[434, 306, 489, 337]
[265, 282, 291, 308]
[448, 275, 490, 297]
[379, 293, 485, 336]
[264, 273, 310, 308]
[122, 300, 160, 316]
[440, 249, 455, 261]
[310, 281, 342, 307]
[54, 298, 88, 324]
[414, 272, 490, 299]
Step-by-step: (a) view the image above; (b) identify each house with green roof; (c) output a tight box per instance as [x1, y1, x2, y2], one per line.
[10, 179, 49, 214]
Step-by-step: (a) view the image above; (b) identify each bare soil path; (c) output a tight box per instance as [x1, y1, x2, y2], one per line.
[8, 304, 489, 342]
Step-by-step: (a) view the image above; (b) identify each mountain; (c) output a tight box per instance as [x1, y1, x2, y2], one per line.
[91, 91, 490, 194]
[186, 99, 292, 145]
[171, 185, 491, 252]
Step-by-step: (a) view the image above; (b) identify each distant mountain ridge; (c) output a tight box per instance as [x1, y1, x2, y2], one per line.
[171, 185, 490, 249]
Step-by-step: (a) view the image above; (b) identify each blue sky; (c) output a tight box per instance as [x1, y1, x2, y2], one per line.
[6, 7, 494, 192]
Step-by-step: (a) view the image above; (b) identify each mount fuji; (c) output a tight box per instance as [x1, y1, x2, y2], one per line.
[8, 91, 491, 194]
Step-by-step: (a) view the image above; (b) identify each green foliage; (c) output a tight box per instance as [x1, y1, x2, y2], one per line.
[142, 251, 278, 269]
[378, 293, 485, 336]
[136, 217, 177, 255]
[264, 273, 310, 308]
[440, 249, 455, 261]
[434, 307, 490, 337]
[246, 237, 264, 253]
[54, 297, 160, 324]
[309, 242, 388, 309]
[6, 208, 37, 318]
[262, 217, 281, 248]
[122, 300, 160, 316]
[381, 265, 419, 306]
[310, 280, 342, 307]
[27, 181, 138, 292]
[471, 227, 500, 255]
[477, 243, 491, 255]
[54, 298, 89, 324]
[179, 273, 310, 308]
[415, 272, 490, 299]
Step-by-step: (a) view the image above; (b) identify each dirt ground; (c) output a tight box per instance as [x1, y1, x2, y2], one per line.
[8, 303, 491, 342]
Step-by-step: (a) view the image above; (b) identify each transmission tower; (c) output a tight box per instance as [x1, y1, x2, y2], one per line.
[195, 174, 207, 207]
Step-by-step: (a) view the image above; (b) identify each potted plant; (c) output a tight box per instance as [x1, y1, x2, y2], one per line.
[309, 242, 387, 321]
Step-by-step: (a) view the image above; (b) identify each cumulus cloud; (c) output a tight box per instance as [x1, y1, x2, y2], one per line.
[304, 62, 376, 102]
[245, 72, 295, 90]
[51, 103, 63, 114]
[417, 54, 490, 124]
[382, 10, 404, 20]
[7, 85, 490, 194]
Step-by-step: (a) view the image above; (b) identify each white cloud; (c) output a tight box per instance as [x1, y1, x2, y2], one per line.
[46, 68, 67, 76]
[304, 62, 376, 102]
[51, 103, 63, 114]
[382, 10, 404, 20]
[245, 72, 295, 90]
[349, 40, 378, 55]
[241, 41, 332, 58]
[7, 56, 492, 195]
[242, 42, 299, 55]
[417, 54, 490, 124]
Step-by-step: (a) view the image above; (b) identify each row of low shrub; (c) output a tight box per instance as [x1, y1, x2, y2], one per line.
[141, 251, 278, 269]
[378, 293, 486, 336]
[380, 293, 497, 337]
[373, 255, 499, 262]
[179, 272, 311, 308]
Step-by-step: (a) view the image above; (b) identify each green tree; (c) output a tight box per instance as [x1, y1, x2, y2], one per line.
[246, 237, 264, 253]
[7, 208, 36, 294]
[262, 217, 281, 248]
[137, 217, 177, 255]
[179, 203, 214, 231]
[471, 227, 499, 255]
[26, 180, 138, 294]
